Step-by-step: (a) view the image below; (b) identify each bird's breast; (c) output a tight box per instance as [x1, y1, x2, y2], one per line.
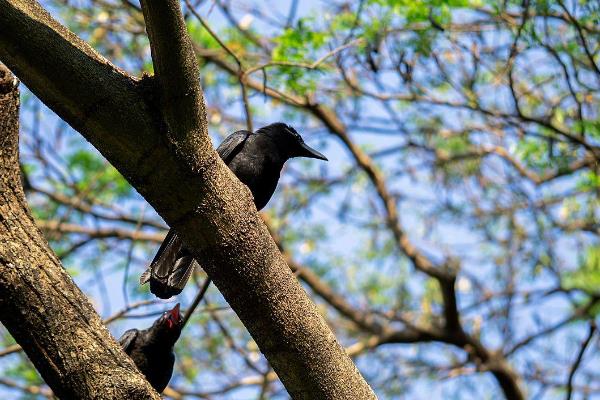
[228, 156, 282, 210]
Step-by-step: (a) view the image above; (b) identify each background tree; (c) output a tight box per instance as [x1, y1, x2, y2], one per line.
[1, 0, 599, 399]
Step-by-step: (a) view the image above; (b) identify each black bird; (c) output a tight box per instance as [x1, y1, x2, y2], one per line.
[140, 123, 327, 298]
[119, 303, 183, 393]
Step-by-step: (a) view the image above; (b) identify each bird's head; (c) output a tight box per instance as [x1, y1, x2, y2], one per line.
[164, 303, 183, 329]
[258, 122, 328, 161]
[152, 303, 184, 343]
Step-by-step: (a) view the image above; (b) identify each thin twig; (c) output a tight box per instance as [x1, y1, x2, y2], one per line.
[182, 277, 212, 328]
[123, 205, 146, 307]
[243, 40, 362, 76]
[565, 322, 596, 400]
[184, 0, 253, 130]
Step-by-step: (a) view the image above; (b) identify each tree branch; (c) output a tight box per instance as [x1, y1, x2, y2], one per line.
[565, 322, 596, 400]
[140, 0, 209, 145]
[36, 220, 165, 243]
[0, 63, 160, 398]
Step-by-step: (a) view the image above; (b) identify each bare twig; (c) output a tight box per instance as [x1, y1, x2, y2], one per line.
[182, 277, 212, 328]
[565, 322, 596, 400]
[184, 0, 253, 131]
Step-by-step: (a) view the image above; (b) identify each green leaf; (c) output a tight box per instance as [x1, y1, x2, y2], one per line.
[576, 171, 600, 191]
[564, 246, 600, 293]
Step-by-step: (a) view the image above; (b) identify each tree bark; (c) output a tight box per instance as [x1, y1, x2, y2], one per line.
[0, 1, 377, 398]
[0, 64, 161, 399]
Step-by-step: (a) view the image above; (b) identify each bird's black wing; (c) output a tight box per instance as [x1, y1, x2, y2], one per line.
[163, 256, 197, 293]
[140, 229, 197, 299]
[216, 130, 251, 164]
[140, 229, 183, 284]
[118, 329, 139, 354]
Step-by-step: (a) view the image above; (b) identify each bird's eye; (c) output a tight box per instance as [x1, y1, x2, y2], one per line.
[285, 126, 301, 140]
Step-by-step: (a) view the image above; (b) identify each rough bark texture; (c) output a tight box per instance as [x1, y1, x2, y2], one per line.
[0, 1, 377, 398]
[0, 64, 161, 399]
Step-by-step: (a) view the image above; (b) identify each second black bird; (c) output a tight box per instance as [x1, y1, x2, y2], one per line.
[119, 303, 183, 393]
[140, 122, 327, 298]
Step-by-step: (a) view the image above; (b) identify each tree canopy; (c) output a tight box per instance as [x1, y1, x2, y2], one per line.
[1, 0, 599, 399]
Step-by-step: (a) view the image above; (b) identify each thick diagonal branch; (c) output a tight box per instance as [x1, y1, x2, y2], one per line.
[0, 63, 160, 399]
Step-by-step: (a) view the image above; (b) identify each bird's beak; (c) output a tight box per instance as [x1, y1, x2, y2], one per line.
[166, 303, 181, 329]
[170, 303, 181, 318]
[298, 142, 328, 161]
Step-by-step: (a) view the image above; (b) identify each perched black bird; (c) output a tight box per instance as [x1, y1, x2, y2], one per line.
[140, 123, 328, 299]
[119, 303, 183, 393]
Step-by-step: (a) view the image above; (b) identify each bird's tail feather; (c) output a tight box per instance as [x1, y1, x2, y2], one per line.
[141, 229, 196, 299]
